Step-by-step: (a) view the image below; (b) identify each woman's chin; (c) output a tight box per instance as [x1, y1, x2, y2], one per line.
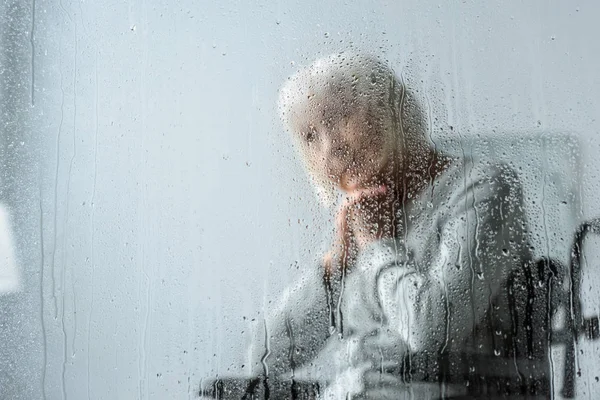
[340, 176, 376, 193]
[337, 168, 382, 192]
[339, 174, 360, 192]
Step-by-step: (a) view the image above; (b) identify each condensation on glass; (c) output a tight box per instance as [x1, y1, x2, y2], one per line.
[0, 0, 599, 399]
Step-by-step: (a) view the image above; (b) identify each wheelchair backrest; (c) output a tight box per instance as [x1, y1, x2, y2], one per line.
[438, 131, 582, 266]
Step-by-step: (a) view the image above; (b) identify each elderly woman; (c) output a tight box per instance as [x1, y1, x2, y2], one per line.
[209, 53, 550, 399]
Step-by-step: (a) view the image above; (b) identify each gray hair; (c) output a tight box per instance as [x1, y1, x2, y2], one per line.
[278, 52, 403, 133]
[277, 52, 426, 205]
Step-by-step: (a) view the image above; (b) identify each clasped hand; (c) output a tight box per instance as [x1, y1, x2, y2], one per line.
[323, 185, 397, 274]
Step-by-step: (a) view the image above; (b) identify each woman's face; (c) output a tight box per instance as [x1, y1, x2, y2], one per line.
[291, 103, 395, 192]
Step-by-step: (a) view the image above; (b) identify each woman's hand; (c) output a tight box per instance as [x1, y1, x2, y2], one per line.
[323, 185, 396, 274]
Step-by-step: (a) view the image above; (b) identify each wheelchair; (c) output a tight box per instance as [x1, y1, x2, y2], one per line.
[549, 217, 600, 397]
[199, 217, 600, 399]
[201, 135, 599, 398]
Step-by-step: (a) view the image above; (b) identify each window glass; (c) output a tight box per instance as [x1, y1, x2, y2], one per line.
[0, 0, 599, 398]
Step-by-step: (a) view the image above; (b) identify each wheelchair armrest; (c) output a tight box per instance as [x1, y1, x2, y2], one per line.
[583, 316, 600, 340]
[570, 217, 600, 332]
[552, 217, 600, 397]
[199, 376, 321, 399]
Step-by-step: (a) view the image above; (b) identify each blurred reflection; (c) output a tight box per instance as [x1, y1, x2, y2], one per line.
[203, 53, 551, 398]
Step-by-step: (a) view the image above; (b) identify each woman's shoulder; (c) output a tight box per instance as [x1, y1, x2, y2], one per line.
[418, 156, 525, 228]
[432, 156, 521, 202]
[437, 156, 519, 185]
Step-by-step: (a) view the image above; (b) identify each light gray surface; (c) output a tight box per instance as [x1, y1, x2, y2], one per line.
[0, 0, 599, 399]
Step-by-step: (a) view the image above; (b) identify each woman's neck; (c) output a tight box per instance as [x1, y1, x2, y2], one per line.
[385, 148, 450, 204]
[338, 148, 450, 205]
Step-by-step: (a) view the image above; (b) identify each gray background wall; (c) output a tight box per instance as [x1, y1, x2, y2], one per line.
[1, 0, 599, 398]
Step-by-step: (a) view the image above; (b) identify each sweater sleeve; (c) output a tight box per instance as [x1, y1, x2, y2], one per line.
[376, 165, 530, 354]
[244, 267, 332, 379]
